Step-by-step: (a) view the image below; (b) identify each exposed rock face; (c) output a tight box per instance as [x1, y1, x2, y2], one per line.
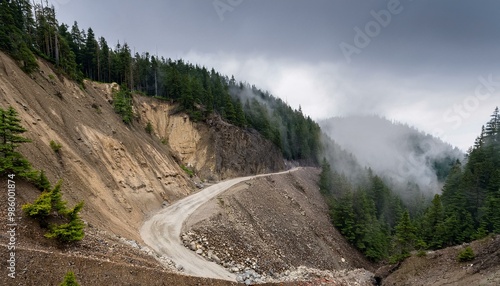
[137, 97, 285, 181]
[207, 116, 285, 180]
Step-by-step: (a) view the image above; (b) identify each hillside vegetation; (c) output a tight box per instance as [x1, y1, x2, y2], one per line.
[0, 0, 321, 164]
[319, 108, 500, 264]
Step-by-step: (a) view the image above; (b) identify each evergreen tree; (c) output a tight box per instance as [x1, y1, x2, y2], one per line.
[37, 170, 52, 192]
[331, 191, 356, 243]
[421, 194, 445, 249]
[0, 0, 38, 72]
[113, 87, 133, 124]
[83, 28, 98, 80]
[45, 201, 85, 242]
[394, 210, 417, 257]
[319, 158, 333, 194]
[59, 271, 80, 286]
[23, 180, 66, 222]
[0, 106, 33, 177]
[22, 191, 52, 221]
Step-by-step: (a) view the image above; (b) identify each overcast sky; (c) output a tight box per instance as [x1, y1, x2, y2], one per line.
[49, 0, 500, 151]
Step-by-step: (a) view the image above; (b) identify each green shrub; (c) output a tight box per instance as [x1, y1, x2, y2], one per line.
[181, 165, 194, 178]
[45, 201, 85, 243]
[145, 121, 153, 134]
[45, 217, 85, 242]
[388, 253, 410, 264]
[24, 180, 85, 242]
[22, 180, 66, 220]
[59, 271, 80, 286]
[417, 250, 427, 257]
[50, 140, 62, 153]
[458, 246, 475, 262]
[22, 192, 52, 220]
[36, 170, 51, 192]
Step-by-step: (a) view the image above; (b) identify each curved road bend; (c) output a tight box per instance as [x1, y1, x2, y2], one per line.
[140, 168, 299, 281]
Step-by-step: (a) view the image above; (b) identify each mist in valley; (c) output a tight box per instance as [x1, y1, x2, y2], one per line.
[319, 115, 463, 197]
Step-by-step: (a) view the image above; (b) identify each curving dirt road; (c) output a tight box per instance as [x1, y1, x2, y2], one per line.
[140, 168, 298, 281]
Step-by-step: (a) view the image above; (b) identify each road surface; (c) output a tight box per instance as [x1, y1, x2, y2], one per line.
[140, 168, 298, 281]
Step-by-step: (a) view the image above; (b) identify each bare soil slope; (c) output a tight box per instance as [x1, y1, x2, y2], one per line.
[0, 178, 238, 286]
[0, 51, 284, 242]
[0, 51, 285, 284]
[0, 52, 194, 242]
[381, 236, 500, 286]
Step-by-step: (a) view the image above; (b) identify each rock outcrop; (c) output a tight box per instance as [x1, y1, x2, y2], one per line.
[137, 97, 285, 181]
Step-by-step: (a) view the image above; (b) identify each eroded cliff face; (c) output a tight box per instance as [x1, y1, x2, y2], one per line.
[0, 52, 196, 241]
[207, 117, 285, 180]
[137, 97, 285, 181]
[0, 51, 284, 242]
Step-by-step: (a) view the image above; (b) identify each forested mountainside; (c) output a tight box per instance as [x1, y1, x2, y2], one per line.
[2, 1, 500, 285]
[0, 0, 321, 164]
[319, 108, 500, 263]
[320, 115, 462, 189]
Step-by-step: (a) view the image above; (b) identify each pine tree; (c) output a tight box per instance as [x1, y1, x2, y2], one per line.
[45, 201, 85, 242]
[0, 0, 38, 72]
[233, 99, 247, 127]
[50, 180, 67, 214]
[331, 191, 356, 243]
[22, 180, 66, 222]
[113, 87, 133, 124]
[59, 271, 80, 286]
[422, 194, 445, 249]
[319, 158, 333, 194]
[0, 106, 33, 177]
[22, 191, 52, 221]
[83, 28, 98, 80]
[394, 210, 417, 257]
[37, 170, 52, 192]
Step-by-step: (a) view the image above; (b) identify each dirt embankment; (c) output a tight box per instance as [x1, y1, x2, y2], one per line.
[380, 235, 500, 286]
[184, 168, 375, 284]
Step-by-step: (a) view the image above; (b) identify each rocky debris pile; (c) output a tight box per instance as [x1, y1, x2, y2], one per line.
[181, 231, 374, 285]
[181, 231, 262, 277]
[267, 266, 375, 285]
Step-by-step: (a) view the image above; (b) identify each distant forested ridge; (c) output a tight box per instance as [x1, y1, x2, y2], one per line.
[320, 107, 500, 262]
[0, 0, 321, 163]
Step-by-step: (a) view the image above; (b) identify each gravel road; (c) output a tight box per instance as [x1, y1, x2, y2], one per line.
[140, 169, 298, 281]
